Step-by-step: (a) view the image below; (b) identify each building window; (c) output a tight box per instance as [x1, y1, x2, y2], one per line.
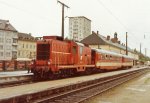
[22, 51, 24, 56]
[0, 32, 3, 36]
[6, 45, 11, 50]
[18, 44, 21, 49]
[18, 51, 20, 56]
[26, 44, 28, 49]
[30, 45, 32, 49]
[6, 38, 11, 43]
[0, 45, 3, 50]
[6, 52, 11, 57]
[23, 44, 24, 48]
[12, 46, 17, 50]
[33, 45, 36, 49]
[13, 39, 17, 43]
[12, 52, 17, 59]
[0, 52, 3, 56]
[0, 38, 4, 43]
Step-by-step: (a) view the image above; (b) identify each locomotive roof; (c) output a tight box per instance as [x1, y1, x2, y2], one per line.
[76, 42, 85, 46]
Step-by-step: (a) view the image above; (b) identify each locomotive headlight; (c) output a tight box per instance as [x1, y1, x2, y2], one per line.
[48, 61, 51, 65]
[31, 61, 34, 64]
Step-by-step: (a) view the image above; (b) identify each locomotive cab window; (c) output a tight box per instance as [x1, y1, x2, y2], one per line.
[72, 46, 77, 54]
[80, 46, 83, 55]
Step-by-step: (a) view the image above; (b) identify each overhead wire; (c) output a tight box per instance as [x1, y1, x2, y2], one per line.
[96, 0, 141, 49]
[0, 0, 57, 24]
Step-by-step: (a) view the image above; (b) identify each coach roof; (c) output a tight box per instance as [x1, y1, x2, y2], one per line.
[93, 48, 123, 57]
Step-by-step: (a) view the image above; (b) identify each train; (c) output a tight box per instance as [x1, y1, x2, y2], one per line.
[30, 36, 134, 79]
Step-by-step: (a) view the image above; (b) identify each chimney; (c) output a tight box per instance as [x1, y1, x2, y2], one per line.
[5, 20, 9, 29]
[114, 32, 118, 39]
[107, 35, 110, 40]
[113, 32, 118, 43]
[97, 31, 99, 34]
[111, 38, 115, 43]
[92, 31, 95, 34]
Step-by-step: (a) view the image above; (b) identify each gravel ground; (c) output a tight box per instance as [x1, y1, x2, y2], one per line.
[82, 71, 150, 103]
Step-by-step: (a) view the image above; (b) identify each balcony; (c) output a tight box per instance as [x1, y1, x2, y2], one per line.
[12, 43, 18, 46]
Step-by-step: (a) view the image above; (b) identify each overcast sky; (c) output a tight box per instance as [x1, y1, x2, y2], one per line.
[0, 0, 150, 56]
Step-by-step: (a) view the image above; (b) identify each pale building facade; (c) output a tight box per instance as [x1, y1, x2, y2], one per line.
[69, 16, 91, 41]
[17, 33, 36, 60]
[0, 19, 18, 60]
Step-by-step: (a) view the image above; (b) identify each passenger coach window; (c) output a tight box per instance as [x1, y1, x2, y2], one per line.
[106, 55, 108, 59]
[110, 56, 112, 60]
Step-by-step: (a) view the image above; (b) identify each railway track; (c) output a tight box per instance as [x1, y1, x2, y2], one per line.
[34, 68, 149, 103]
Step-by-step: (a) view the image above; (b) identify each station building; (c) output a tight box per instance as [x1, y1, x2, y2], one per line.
[81, 31, 139, 61]
[17, 32, 37, 60]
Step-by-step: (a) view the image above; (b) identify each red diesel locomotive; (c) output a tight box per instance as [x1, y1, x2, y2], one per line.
[30, 36, 134, 79]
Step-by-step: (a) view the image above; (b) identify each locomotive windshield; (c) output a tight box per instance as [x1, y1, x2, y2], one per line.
[36, 44, 50, 60]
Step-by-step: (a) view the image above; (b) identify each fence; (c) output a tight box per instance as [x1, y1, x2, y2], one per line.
[0, 60, 31, 71]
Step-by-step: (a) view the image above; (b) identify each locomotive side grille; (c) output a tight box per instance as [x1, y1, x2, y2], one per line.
[37, 44, 50, 60]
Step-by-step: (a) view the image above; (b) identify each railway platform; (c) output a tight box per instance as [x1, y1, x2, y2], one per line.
[0, 70, 32, 77]
[0, 70, 33, 85]
[0, 66, 149, 103]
